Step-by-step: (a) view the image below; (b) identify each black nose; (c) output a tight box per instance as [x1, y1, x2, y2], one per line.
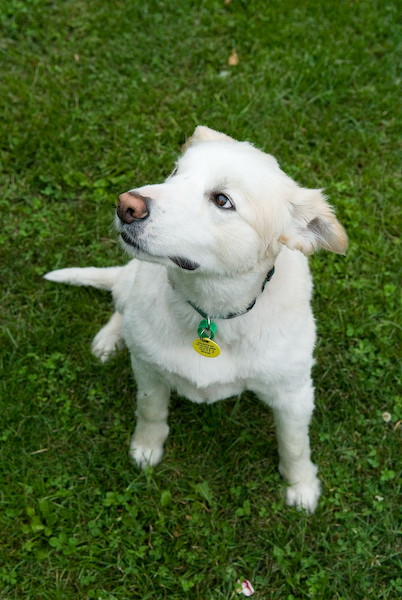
[117, 192, 149, 224]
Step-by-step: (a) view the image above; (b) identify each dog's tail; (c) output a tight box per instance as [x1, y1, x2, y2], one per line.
[44, 266, 123, 292]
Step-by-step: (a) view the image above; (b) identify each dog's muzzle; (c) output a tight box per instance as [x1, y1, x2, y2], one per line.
[116, 190, 199, 271]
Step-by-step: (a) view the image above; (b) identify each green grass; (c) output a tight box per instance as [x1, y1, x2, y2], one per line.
[1, 0, 400, 598]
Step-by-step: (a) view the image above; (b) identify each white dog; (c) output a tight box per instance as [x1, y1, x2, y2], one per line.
[45, 126, 347, 512]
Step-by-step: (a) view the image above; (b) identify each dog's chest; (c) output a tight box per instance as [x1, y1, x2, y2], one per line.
[122, 307, 248, 401]
[117, 259, 315, 403]
[119, 271, 256, 401]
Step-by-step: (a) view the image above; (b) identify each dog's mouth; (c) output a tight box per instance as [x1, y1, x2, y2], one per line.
[120, 230, 142, 249]
[120, 232, 199, 271]
[169, 256, 199, 271]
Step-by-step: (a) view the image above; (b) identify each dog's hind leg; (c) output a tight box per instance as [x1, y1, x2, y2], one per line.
[258, 381, 321, 513]
[44, 266, 123, 291]
[91, 311, 124, 362]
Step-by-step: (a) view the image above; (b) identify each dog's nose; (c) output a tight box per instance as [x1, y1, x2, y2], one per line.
[117, 192, 149, 224]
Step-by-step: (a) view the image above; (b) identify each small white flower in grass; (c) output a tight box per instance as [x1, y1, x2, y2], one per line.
[382, 411, 392, 423]
[237, 579, 255, 596]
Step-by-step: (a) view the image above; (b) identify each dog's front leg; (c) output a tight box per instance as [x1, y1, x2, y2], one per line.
[129, 359, 170, 469]
[258, 381, 321, 512]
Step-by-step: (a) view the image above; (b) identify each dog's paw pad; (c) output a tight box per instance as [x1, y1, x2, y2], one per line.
[285, 478, 321, 513]
[129, 444, 164, 469]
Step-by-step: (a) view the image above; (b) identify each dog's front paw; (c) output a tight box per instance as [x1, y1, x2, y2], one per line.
[285, 477, 321, 513]
[129, 422, 169, 469]
[129, 442, 164, 469]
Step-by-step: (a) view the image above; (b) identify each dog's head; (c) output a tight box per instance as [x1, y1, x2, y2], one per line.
[116, 126, 347, 274]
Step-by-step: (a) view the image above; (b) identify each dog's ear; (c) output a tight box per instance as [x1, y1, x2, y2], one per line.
[280, 188, 348, 255]
[184, 126, 235, 149]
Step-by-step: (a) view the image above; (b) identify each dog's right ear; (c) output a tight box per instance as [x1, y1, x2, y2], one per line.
[183, 126, 235, 149]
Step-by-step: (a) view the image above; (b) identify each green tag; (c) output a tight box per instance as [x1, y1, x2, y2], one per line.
[197, 318, 217, 340]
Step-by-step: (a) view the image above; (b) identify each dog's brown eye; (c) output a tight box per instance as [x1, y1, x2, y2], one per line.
[212, 193, 234, 210]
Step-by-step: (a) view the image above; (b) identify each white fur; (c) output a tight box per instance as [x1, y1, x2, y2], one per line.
[91, 311, 124, 362]
[44, 266, 122, 290]
[45, 126, 347, 513]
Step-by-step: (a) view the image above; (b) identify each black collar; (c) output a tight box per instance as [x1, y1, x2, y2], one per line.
[187, 266, 275, 320]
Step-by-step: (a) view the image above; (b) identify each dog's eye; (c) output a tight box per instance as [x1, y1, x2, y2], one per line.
[212, 193, 234, 210]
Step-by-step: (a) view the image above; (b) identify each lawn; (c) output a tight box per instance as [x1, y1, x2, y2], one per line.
[0, 0, 400, 598]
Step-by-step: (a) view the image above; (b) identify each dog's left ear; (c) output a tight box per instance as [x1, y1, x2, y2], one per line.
[280, 188, 348, 255]
[184, 125, 235, 149]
